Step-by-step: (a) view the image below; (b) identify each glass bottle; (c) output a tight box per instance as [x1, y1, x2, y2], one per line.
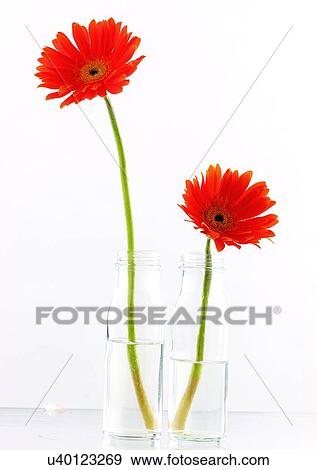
[168, 252, 228, 443]
[103, 250, 163, 439]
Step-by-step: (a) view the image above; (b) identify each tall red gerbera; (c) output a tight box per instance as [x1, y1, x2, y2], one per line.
[36, 18, 145, 107]
[35, 18, 157, 430]
[180, 164, 278, 251]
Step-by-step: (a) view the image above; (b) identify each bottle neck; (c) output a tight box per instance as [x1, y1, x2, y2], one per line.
[109, 251, 162, 341]
[115, 250, 161, 291]
[117, 250, 161, 267]
[179, 252, 224, 293]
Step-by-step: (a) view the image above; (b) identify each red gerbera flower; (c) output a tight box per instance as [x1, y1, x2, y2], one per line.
[36, 18, 145, 108]
[180, 164, 278, 251]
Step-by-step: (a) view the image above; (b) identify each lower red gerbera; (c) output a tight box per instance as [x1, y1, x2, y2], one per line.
[36, 18, 145, 107]
[180, 164, 278, 251]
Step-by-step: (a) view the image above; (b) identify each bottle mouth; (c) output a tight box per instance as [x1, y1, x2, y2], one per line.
[180, 251, 224, 270]
[117, 250, 161, 267]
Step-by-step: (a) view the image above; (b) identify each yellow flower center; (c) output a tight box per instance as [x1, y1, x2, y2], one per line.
[204, 206, 234, 232]
[79, 60, 108, 83]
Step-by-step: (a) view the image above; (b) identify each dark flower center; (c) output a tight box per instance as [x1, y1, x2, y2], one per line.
[89, 68, 99, 76]
[79, 60, 108, 83]
[203, 206, 234, 232]
[214, 213, 224, 223]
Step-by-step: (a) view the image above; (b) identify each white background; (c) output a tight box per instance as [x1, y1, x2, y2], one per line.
[0, 0, 316, 415]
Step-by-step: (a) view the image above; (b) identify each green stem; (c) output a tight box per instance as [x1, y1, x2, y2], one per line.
[104, 97, 156, 430]
[171, 238, 212, 431]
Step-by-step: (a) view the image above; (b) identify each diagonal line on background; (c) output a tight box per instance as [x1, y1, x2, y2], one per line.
[244, 353, 293, 426]
[25, 25, 126, 177]
[24, 353, 74, 426]
[190, 25, 293, 178]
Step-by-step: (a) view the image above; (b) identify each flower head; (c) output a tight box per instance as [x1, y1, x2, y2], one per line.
[36, 19, 145, 108]
[180, 164, 278, 251]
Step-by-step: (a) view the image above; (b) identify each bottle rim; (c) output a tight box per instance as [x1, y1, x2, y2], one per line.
[180, 251, 224, 270]
[117, 250, 161, 267]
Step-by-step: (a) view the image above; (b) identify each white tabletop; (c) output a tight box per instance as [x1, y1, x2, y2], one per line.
[0, 409, 316, 450]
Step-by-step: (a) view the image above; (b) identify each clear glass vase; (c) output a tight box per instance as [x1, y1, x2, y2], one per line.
[168, 252, 228, 443]
[103, 250, 163, 440]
